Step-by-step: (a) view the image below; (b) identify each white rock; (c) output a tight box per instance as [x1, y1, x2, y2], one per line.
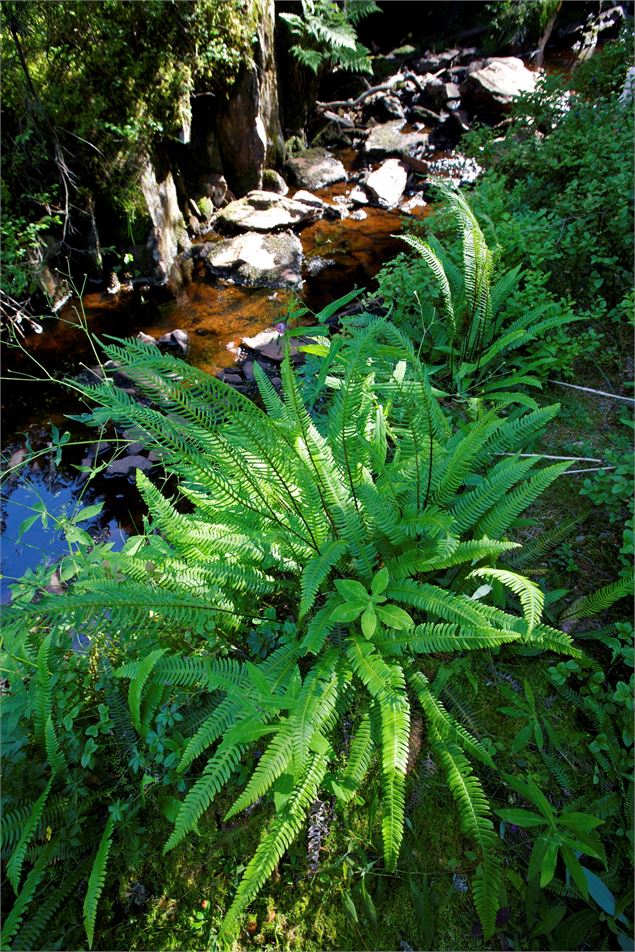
[365, 159, 408, 209]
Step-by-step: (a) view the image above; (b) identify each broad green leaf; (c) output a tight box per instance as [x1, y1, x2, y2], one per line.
[334, 579, 369, 602]
[361, 605, 377, 639]
[496, 808, 546, 828]
[376, 604, 414, 630]
[330, 603, 364, 623]
[372, 567, 389, 596]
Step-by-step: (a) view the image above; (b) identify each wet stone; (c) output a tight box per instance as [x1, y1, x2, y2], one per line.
[204, 231, 303, 289]
[216, 190, 320, 233]
[364, 120, 429, 160]
[285, 148, 347, 190]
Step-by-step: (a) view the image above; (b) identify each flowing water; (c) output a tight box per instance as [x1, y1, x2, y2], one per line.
[0, 164, 428, 600]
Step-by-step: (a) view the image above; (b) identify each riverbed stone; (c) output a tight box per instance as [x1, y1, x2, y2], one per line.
[285, 147, 347, 190]
[262, 169, 289, 194]
[216, 190, 321, 232]
[362, 92, 405, 122]
[204, 231, 303, 288]
[461, 57, 537, 112]
[365, 159, 408, 208]
[364, 120, 429, 160]
[158, 328, 189, 355]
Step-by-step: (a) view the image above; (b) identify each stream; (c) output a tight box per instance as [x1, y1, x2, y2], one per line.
[0, 156, 431, 602]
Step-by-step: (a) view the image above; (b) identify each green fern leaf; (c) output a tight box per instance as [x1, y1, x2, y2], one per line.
[128, 648, 166, 736]
[7, 778, 53, 894]
[220, 753, 328, 939]
[165, 739, 246, 852]
[83, 814, 116, 950]
[224, 726, 295, 820]
[1, 843, 55, 949]
[561, 577, 633, 621]
[379, 668, 410, 871]
[334, 713, 375, 802]
[299, 540, 347, 618]
[433, 734, 501, 939]
[469, 567, 544, 632]
[409, 671, 494, 767]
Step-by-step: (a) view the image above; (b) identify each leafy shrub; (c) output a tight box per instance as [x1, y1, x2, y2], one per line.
[3, 323, 582, 944]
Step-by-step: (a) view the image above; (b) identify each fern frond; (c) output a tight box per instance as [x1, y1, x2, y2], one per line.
[83, 814, 116, 950]
[377, 622, 520, 655]
[165, 739, 246, 852]
[335, 714, 375, 802]
[220, 753, 328, 939]
[224, 726, 295, 821]
[44, 716, 67, 776]
[127, 648, 166, 736]
[469, 567, 544, 632]
[379, 669, 410, 871]
[433, 733, 501, 939]
[1, 843, 55, 949]
[409, 671, 494, 767]
[11, 862, 87, 951]
[299, 540, 347, 618]
[560, 577, 633, 622]
[7, 778, 53, 894]
[477, 462, 571, 537]
[34, 633, 53, 749]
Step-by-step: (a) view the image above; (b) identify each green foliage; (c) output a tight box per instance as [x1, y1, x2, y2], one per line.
[3, 321, 583, 943]
[0, 0, 255, 280]
[279, 0, 379, 75]
[484, 0, 561, 51]
[374, 183, 579, 406]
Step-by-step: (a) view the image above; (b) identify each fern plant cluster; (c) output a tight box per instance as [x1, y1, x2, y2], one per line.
[279, 0, 380, 76]
[2, 318, 587, 945]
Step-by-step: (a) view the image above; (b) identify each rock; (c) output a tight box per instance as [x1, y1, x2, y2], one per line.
[365, 159, 408, 209]
[420, 77, 462, 112]
[204, 231, 303, 289]
[306, 255, 336, 275]
[291, 189, 328, 208]
[107, 455, 153, 476]
[619, 66, 635, 105]
[242, 360, 255, 381]
[362, 92, 405, 122]
[137, 331, 158, 346]
[412, 48, 462, 74]
[198, 173, 228, 210]
[219, 372, 244, 385]
[461, 57, 537, 113]
[158, 328, 189, 355]
[140, 157, 189, 285]
[216, 190, 321, 232]
[350, 208, 368, 221]
[242, 328, 280, 350]
[262, 169, 289, 194]
[285, 147, 347, 190]
[364, 120, 429, 160]
[399, 194, 427, 215]
[348, 186, 369, 205]
[429, 109, 471, 149]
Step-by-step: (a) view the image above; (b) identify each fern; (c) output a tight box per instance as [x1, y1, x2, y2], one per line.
[83, 814, 116, 950]
[3, 313, 583, 943]
[433, 733, 502, 939]
[560, 577, 633, 621]
[1, 844, 55, 949]
[7, 778, 53, 894]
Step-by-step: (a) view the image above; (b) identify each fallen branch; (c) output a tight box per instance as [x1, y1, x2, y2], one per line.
[548, 379, 635, 404]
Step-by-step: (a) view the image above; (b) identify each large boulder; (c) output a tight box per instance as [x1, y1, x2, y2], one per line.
[203, 231, 303, 288]
[285, 147, 347, 190]
[216, 190, 321, 232]
[365, 159, 408, 209]
[364, 120, 429, 160]
[461, 57, 537, 113]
